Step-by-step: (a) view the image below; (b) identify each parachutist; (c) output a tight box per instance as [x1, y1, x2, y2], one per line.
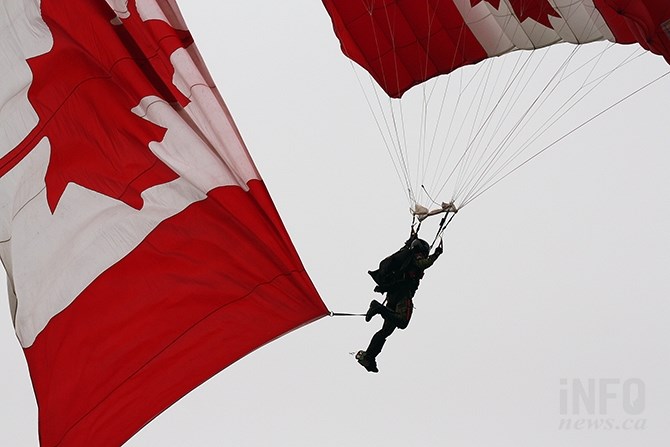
[357, 233, 443, 373]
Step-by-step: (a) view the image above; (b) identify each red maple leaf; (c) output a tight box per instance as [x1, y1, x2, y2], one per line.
[0, 0, 194, 213]
[470, 0, 561, 29]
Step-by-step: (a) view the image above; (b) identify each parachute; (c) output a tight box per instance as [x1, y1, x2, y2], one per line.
[322, 0, 670, 214]
[322, 0, 670, 98]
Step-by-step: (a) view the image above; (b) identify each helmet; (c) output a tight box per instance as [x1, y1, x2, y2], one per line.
[410, 238, 430, 256]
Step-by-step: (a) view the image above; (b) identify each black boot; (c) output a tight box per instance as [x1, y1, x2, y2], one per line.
[355, 350, 378, 373]
[365, 300, 383, 322]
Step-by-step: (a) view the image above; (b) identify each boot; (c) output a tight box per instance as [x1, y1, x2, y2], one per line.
[365, 300, 383, 322]
[355, 350, 378, 373]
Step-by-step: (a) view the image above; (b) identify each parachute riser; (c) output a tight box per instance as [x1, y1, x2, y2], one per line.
[409, 201, 458, 249]
[430, 212, 455, 249]
[411, 201, 458, 222]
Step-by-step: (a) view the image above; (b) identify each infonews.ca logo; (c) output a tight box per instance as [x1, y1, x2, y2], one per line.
[559, 378, 646, 431]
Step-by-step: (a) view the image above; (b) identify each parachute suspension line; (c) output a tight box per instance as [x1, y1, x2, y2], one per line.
[483, 48, 648, 198]
[453, 59, 496, 197]
[456, 48, 564, 202]
[453, 41, 601, 206]
[455, 53, 548, 203]
[460, 44, 650, 206]
[444, 11, 525, 201]
[421, 12, 519, 203]
[429, 61, 493, 200]
[452, 51, 531, 201]
[385, 93, 417, 207]
[430, 51, 540, 203]
[454, 45, 581, 204]
[461, 45, 619, 202]
[358, 2, 486, 212]
[425, 59, 486, 202]
[416, 9, 430, 199]
[394, 99, 413, 200]
[460, 68, 670, 208]
[421, 23, 467, 200]
[356, 1, 425, 208]
[418, 84, 430, 200]
[458, 45, 617, 204]
[433, 7, 597, 206]
[443, 55, 523, 200]
[417, 28, 590, 209]
[354, 4, 415, 207]
[459, 47, 588, 204]
[380, 94, 414, 203]
[416, 0, 446, 204]
[350, 62, 413, 205]
[420, 80, 453, 202]
[378, 0, 413, 192]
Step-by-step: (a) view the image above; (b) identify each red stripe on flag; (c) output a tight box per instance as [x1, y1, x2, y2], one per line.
[24, 180, 327, 447]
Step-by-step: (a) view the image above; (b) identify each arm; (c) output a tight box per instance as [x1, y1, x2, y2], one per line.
[415, 240, 443, 270]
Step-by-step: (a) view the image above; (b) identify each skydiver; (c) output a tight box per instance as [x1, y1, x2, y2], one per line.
[356, 232, 443, 373]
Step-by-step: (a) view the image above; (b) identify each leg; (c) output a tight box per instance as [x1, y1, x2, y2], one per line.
[365, 318, 396, 360]
[374, 298, 413, 329]
[365, 299, 384, 322]
[358, 297, 412, 372]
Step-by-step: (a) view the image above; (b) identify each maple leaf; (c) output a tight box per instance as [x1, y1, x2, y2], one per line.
[471, 0, 561, 29]
[1, 0, 194, 213]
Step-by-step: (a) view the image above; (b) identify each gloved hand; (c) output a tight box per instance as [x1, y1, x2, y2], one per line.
[434, 240, 444, 256]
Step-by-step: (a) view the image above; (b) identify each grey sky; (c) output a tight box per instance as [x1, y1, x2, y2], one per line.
[2, 1, 670, 446]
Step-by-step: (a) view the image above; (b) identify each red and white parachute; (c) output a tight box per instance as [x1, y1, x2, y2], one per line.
[322, 0, 670, 213]
[323, 0, 670, 98]
[0, 1, 327, 445]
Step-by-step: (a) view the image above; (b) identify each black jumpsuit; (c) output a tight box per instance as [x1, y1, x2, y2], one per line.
[365, 252, 439, 361]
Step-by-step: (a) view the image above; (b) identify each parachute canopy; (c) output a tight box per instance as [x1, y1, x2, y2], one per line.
[322, 0, 670, 98]
[321, 0, 670, 213]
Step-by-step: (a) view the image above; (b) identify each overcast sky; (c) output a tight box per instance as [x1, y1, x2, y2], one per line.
[2, 1, 670, 446]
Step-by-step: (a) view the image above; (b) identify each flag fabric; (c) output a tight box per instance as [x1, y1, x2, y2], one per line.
[0, 1, 328, 445]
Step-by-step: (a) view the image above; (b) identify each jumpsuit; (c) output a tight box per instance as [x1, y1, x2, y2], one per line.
[365, 253, 439, 361]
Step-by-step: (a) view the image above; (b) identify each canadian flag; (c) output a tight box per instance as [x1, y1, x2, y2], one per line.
[322, 0, 670, 97]
[1, 1, 327, 445]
